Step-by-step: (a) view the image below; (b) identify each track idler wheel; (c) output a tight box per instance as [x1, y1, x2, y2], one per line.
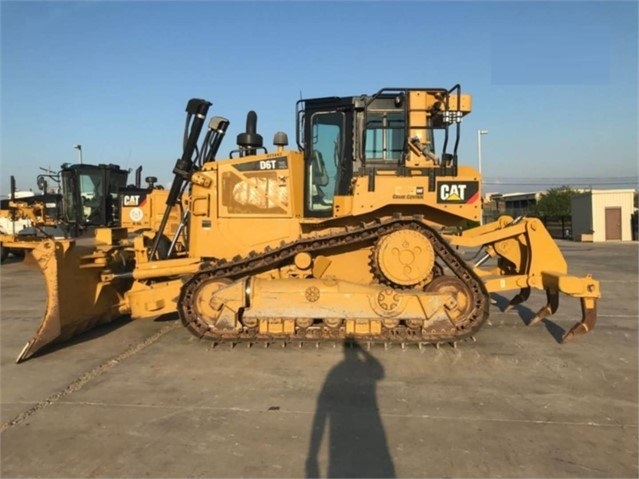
[181, 277, 240, 337]
[424, 276, 474, 325]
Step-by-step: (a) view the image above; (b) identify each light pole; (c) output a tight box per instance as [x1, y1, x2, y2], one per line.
[73, 144, 83, 164]
[477, 129, 488, 175]
[477, 130, 488, 225]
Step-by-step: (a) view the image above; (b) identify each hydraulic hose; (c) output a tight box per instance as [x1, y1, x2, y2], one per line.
[149, 98, 211, 259]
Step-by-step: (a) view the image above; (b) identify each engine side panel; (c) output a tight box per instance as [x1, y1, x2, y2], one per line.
[188, 150, 305, 260]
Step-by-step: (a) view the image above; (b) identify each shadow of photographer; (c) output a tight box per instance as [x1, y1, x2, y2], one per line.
[306, 339, 395, 478]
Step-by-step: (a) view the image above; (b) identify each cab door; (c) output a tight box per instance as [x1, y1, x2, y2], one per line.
[302, 101, 354, 218]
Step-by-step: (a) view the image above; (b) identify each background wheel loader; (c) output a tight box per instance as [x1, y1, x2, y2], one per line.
[16, 86, 600, 362]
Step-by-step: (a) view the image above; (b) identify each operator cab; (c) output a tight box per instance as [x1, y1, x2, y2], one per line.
[296, 86, 469, 217]
[60, 163, 129, 234]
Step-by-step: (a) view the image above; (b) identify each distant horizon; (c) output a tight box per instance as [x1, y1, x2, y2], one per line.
[2, 174, 636, 199]
[2, 1, 637, 197]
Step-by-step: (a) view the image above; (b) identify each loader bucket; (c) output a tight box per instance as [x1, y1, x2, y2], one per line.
[16, 239, 132, 363]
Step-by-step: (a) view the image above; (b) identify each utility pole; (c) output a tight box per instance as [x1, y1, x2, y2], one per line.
[477, 130, 488, 225]
[477, 129, 488, 175]
[73, 144, 83, 164]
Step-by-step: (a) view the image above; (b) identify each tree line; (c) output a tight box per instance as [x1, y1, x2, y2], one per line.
[532, 185, 579, 220]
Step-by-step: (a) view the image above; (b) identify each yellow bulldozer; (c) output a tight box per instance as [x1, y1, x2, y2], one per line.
[16, 86, 600, 362]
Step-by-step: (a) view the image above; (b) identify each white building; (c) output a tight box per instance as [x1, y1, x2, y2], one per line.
[571, 189, 635, 242]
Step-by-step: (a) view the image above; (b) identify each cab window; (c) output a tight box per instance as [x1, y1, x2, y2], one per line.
[307, 112, 343, 214]
[78, 172, 104, 224]
[364, 111, 405, 163]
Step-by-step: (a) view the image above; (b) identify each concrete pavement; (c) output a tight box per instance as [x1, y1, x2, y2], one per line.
[1, 241, 637, 478]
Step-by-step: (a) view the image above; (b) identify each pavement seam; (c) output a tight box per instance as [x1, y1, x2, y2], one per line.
[8, 400, 634, 430]
[0, 322, 180, 433]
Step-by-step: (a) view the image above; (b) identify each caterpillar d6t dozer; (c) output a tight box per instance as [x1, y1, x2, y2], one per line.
[16, 87, 600, 362]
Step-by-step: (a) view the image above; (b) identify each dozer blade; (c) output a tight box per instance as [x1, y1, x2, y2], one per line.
[16, 239, 131, 363]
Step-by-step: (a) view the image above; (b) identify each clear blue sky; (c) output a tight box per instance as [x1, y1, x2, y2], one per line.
[1, 1, 637, 195]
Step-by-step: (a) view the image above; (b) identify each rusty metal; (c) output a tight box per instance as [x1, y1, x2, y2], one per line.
[563, 298, 598, 342]
[503, 287, 531, 312]
[528, 289, 559, 326]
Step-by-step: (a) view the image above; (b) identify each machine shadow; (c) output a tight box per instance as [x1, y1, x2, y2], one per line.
[491, 293, 536, 324]
[1, 255, 24, 265]
[29, 314, 180, 360]
[305, 339, 395, 479]
[541, 319, 567, 344]
[491, 294, 566, 343]
[27, 315, 134, 360]
[153, 312, 180, 322]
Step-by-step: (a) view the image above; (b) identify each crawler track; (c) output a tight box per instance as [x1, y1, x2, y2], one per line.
[179, 216, 490, 345]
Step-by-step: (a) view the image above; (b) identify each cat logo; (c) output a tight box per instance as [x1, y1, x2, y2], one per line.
[123, 194, 141, 206]
[440, 184, 466, 201]
[122, 191, 147, 208]
[437, 181, 479, 204]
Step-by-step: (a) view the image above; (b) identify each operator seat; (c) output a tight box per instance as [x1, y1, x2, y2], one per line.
[311, 151, 329, 187]
[310, 151, 331, 210]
